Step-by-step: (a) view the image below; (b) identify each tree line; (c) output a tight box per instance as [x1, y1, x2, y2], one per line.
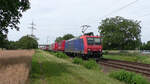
[140, 41, 150, 50]
[4, 35, 38, 50]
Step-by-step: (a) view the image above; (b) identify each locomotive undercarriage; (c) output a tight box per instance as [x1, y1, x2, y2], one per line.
[65, 51, 102, 60]
[83, 51, 102, 60]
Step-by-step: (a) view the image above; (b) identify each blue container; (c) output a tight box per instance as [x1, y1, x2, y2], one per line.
[65, 38, 84, 54]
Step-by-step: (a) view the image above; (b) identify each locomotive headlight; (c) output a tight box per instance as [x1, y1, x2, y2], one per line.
[88, 49, 91, 51]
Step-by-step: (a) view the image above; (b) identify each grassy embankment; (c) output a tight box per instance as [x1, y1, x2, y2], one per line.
[29, 50, 124, 84]
[109, 70, 150, 84]
[103, 53, 150, 64]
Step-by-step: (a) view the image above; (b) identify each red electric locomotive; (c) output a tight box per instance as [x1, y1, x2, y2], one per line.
[65, 32, 102, 59]
[80, 35, 102, 58]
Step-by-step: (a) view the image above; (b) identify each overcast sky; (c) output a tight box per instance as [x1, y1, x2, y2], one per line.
[8, 0, 150, 44]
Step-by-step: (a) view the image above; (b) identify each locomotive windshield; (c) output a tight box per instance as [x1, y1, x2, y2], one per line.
[87, 37, 101, 45]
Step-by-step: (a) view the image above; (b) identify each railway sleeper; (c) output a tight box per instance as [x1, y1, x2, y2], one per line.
[100, 62, 150, 77]
[100, 61, 150, 71]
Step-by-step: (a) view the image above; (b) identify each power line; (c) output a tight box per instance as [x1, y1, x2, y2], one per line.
[47, 36, 49, 44]
[100, 0, 139, 19]
[28, 21, 36, 36]
[134, 12, 150, 19]
[140, 13, 150, 18]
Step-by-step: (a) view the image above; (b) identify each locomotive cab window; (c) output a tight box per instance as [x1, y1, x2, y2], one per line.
[94, 38, 101, 45]
[87, 37, 94, 45]
[87, 37, 101, 45]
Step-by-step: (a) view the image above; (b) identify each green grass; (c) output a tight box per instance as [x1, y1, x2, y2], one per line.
[73, 57, 83, 65]
[73, 58, 100, 70]
[103, 53, 150, 64]
[30, 50, 125, 84]
[49, 52, 69, 59]
[83, 59, 99, 70]
[109, 70, 150, 84]
[54, 52, 69, 58]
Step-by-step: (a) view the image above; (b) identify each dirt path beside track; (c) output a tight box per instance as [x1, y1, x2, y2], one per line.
[0, 50, 34, 84]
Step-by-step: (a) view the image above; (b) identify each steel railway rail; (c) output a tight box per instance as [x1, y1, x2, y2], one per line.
[98, 59, 150, 77]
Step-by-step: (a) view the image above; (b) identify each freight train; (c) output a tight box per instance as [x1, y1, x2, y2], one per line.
[44, 33, 102, 59]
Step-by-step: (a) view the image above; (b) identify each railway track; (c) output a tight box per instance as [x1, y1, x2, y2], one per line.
[98, 59, 150, 77]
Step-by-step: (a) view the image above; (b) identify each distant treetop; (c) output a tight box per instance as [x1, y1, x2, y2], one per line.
[55, 34, 75, 42]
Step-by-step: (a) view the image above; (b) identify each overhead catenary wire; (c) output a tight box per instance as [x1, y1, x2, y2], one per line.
[100, 0, 139, 19]
[140, 13, 150, 18]
[84, 0, 140, 28]
[46, 0, 140, 28]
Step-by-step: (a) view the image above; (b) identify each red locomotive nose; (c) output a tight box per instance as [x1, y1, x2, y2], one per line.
[87, 45, 102, 52]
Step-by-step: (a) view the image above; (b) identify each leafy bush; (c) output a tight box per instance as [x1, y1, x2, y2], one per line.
[83, 59, 99, 69]
[54, 52, 69, 59]
[109, 70, 150, 84]
[49, 52, 56, 55]
[73, 57, 83, 64]
[18, 35, 38, 49]
[103, 51, 108, 55]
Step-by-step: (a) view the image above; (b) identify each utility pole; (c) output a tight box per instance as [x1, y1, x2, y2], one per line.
[28, 21, 36, 36]
[81, 25, 91, 34]
[47, 36, 49, 44]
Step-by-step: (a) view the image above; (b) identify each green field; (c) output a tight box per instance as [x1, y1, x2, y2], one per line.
[103, 53, 150, 64]
[29, 50, 124, 84]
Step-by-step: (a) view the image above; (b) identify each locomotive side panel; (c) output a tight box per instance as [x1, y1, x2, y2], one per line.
[64, 39, 84, 54]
